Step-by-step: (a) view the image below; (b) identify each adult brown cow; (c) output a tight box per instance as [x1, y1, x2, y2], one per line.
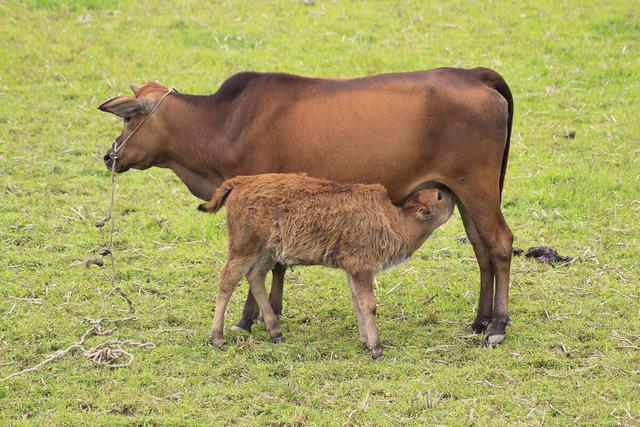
[98, 67, 514, 345]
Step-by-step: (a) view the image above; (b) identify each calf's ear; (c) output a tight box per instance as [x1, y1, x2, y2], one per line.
[415, 206, 435, 221]
[98, 96, 155, 117]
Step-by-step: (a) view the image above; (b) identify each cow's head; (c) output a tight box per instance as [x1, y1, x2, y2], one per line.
[98, 82, 171, 172]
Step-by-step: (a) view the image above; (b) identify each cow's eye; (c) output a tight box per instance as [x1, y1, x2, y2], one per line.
[123, 116, 130, 123]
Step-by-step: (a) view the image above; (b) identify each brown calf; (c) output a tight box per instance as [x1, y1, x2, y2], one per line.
[198, 173, 455, 359]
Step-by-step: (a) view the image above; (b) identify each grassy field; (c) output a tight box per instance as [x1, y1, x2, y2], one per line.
[1, 0, 639, 424]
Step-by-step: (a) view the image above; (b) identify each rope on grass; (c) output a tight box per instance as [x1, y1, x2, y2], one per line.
[0, 316, 155, 382]
[0, 91, 174, 381]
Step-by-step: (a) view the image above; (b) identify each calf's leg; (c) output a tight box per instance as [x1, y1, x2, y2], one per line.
[236, 263, 286, 331]
[246, 257, 283, 343]
[211, 257, 254, 347]
[348, 272, 383, 360]
[268, 263, 286, 316]
[236, 289, 259, 332]
[347, 274, 368, 346]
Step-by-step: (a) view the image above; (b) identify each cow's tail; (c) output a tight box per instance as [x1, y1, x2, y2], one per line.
[472, 68, 514, 199]
[197, 179, 236, 213]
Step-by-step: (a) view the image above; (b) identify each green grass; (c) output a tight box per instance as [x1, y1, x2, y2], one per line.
[1, 0, 639, 424]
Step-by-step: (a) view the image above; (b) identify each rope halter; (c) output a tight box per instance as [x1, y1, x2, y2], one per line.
[110, 87, 175, 159]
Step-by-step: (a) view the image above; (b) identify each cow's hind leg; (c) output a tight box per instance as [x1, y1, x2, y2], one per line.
[458, 203, 494, 333]
[484, 210, 513, 345]
[236, 263, 286, 331]
[456, 188, 513, 345]
[269, 263, 286, 316]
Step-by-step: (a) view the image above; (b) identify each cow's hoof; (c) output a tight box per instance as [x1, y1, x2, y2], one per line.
[231, 323, 251, 332]
[469, 318, 491, 334]
[482, 316, 510, 346]
[483, 333, 506, 346]
[370, 347, 384, 360]
[271, 334, 284, 344]
[235, 319, 254, 332]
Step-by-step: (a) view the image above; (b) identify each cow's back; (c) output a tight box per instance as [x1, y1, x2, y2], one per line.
[218, 69, 510, 203]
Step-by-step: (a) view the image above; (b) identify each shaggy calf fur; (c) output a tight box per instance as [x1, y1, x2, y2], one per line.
[199, 173, 455, 359]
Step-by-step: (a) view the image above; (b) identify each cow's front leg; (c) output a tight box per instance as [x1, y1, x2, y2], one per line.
[236, 287, 260, 332]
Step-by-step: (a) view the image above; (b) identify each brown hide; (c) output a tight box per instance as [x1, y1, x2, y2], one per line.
[101, 68, 511, 204]
[99, 67, 514, 344]
[199, 173, 454, 272]
[198, 173, 455, 358]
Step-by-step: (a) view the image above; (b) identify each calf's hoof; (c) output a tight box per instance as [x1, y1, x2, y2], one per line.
[210, 330, 226, 349]
[271, 334, 284, 344]
[210, 338, 226, 349]
[370, 347, 384, 361]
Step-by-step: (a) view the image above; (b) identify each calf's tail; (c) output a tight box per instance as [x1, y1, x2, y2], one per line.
[197, 179, 235, 213]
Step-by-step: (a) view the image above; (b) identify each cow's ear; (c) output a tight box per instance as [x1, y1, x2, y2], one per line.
[98, 96, 155, 117]
[98, 96, 140, 117]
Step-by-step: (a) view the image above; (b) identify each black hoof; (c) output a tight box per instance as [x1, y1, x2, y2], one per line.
[483, 334, 506, 346]
[235, 320, 253, 332]
[271, 334, 284, 344]
[469, 318, 491, 334]
[482, 317, 510, 346]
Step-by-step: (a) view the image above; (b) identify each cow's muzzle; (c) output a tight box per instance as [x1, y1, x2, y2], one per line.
[103, 138, 128, 172]
[103, 150, 116, 170]
[103, 149, 129, 173]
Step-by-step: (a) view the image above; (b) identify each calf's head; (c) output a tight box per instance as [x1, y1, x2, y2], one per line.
[403, 187, 455, 230]
[98, 82, 171, 172]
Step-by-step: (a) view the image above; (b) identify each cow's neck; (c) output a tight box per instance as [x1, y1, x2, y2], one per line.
[159, 94, 226, 201]
[168, 161, 223, 201]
